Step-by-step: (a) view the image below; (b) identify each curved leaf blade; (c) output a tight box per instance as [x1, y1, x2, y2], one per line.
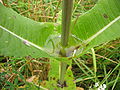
[84, 16, 120, 45]
[0, 3, 55, 58]
[72, 0, 120, 55]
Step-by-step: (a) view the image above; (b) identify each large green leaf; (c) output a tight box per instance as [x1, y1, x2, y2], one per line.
[0, 3, 57, 58]
[0, 0, 120, 58]
[0, 3, 79, 58]
[72, 0, 120, 56]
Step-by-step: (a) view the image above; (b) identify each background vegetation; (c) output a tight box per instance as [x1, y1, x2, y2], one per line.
[0, 0, 120, 90]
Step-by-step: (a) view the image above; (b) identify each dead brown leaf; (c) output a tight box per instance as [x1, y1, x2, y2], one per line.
[76, 87, 84, 90]
[0, 0, 3, 4]
[26, 76, 36, 82]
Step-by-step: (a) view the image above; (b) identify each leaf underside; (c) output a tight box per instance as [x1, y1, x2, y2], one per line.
[0, 0, 120, 58]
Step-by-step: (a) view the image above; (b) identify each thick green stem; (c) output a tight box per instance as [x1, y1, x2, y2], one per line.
[59, 61, 67, 86]
[61, 0, 73, 47]
[59, 0, 73, 87]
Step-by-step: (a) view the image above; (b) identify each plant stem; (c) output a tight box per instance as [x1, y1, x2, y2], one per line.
[61, 0, 73, 47]
[59, 61, 67, 86]
[91, 48, 97, 82]
[59, 0, 73, 87]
